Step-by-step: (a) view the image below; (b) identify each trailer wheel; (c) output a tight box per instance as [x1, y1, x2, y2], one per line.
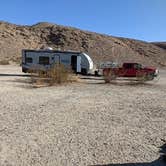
[81, 68, 87, 75]
[22, 68, 28, 73]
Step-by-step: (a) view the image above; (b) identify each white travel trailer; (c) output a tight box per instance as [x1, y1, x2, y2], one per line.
[22, 49, 94, 75]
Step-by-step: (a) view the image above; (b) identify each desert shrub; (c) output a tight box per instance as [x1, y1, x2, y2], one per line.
[29, 63, 78, 87]
[103, 69, 117, 83]
[135, 72, 155, 83]
[47, 63, 71, 85]
[13, 57, 22, 64]
[0, 60, 10, 65]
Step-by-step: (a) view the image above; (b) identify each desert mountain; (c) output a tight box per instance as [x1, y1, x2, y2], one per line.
[0, 21, 166, 66]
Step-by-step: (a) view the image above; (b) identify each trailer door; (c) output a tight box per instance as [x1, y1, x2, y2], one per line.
[71, 56, 77, 72]
[76, 56, 81, 73]
[71, 55, 81, 73]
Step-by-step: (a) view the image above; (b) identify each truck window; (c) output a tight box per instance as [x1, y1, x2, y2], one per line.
[39, 56, 49, 65]
[25, 57, 33, 63]
[134, 64, 142, 69]
[124, 63, 133, 69]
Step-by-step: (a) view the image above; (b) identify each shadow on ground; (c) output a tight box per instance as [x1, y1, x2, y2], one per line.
[91, 144, 166, 166]
[0, 73, 30, 77]
[80, 76, 159, 86]
[85, 80, 155, 87]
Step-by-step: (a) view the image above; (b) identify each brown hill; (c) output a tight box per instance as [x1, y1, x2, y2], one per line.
[0, 21, 166, 66]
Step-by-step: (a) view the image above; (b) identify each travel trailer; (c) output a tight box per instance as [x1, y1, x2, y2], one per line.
[22, 49, 94, 75]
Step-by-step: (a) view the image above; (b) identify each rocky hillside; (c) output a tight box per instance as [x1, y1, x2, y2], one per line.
[152, 42, 166, 50]
[0, 21, 166, 66]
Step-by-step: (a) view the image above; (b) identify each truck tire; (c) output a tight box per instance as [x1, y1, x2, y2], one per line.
[145, 74, 154, 81]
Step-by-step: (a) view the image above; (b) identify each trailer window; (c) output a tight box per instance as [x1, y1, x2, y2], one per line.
[39, 56, 49, 65]
[25, 57, 33, 63]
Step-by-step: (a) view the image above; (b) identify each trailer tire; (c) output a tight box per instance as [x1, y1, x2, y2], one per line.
[81, 68, 87, 75]
[22, 68, 28, 73]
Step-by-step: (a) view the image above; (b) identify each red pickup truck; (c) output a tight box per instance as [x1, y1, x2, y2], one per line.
[103, 63, 158, 82]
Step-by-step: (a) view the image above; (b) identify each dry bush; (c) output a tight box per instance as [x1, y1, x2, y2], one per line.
[12, 57, 22, 64]
[47, 63, 71, 85]
[103, 69, 117, 83]
[135, 71, 153, 83]
[0, 60, 10, 65]
[29, 64, 78, 87]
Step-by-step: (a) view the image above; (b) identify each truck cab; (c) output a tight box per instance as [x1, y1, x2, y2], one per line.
[121, 63, 158, 78]
[103, 62, 158, 81]
[122, 63, 143, 77]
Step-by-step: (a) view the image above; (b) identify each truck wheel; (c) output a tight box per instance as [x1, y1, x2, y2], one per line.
[145, 74, 154, 81]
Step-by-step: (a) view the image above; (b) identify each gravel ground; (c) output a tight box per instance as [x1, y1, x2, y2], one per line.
[0, 65, 166, 166]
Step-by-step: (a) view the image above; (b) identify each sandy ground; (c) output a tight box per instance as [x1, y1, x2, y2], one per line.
[0, 65, 166, 166]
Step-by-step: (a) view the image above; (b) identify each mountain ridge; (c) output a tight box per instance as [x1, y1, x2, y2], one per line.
[0, 21, 166, 66]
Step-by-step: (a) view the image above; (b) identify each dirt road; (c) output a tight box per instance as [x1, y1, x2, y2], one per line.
[0, 65, 166, 166]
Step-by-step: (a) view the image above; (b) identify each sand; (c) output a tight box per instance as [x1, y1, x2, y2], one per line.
[0, 65, 165, 166]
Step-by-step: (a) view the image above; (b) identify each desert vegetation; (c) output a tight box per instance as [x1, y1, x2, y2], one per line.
[0, 59, 10, 65]
[29, 64, 78, 87]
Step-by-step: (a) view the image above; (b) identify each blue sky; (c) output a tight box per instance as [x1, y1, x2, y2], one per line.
[0, 0, 166, 42]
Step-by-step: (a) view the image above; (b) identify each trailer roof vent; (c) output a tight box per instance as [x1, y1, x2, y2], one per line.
[40, 45, 53, 50]
[45, 47, 53, 50]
